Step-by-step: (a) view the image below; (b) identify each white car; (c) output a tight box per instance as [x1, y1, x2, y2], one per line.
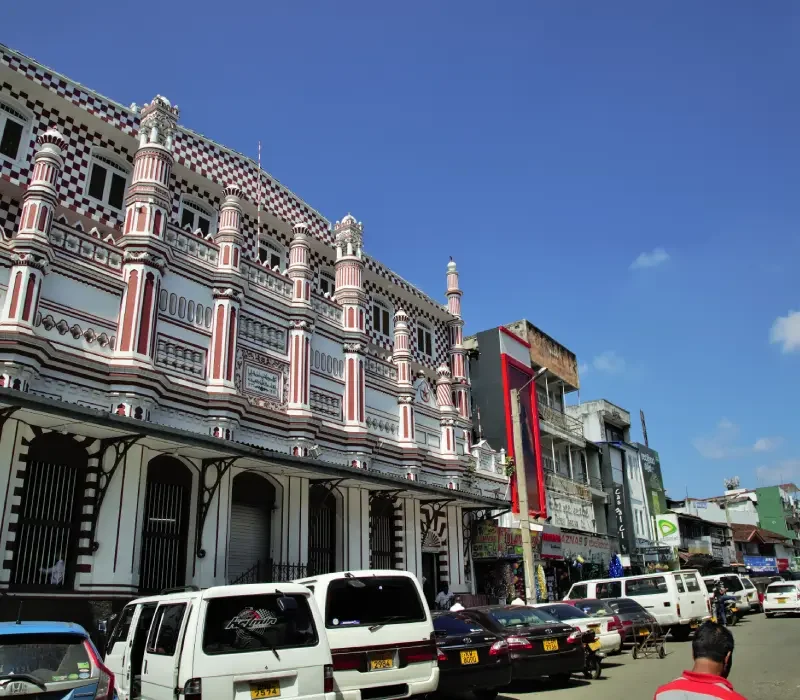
[763, 581, 800, 617]
[532, 603, 622, 655]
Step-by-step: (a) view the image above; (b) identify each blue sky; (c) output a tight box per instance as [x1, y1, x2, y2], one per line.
[5, 1, 800, 498]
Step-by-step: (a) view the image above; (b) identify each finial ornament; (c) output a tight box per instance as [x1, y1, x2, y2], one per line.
[333, 213, 364, 257]
[139, 95, 180, 149]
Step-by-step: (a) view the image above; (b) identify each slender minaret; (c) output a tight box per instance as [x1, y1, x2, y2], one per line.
[393, 309, 415, 444]
[114, 96, 177, 365]
[436, 363, 458, 459]
[0, 128, 67, 333]
[287, 222, 314, 415]
[334, 214, 368, 433]
[446, 258, 469, 420]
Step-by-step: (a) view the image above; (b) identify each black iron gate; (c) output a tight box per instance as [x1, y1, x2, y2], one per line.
[370, 494, 396, 570]
[11, 434, 88, 590]
[139, 457, 191, 593]
[307, 484, 336, 575]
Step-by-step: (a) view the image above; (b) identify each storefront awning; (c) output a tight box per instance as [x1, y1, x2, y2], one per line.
[0, 388, 509, 509]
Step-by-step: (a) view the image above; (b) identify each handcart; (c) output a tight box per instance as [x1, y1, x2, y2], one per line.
[631, 619, 666, 659]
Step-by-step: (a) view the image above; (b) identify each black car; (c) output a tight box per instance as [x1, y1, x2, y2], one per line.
[433, 612, 512, 699]
[462, 606, 584, 684]
[600, 598, 657, 642]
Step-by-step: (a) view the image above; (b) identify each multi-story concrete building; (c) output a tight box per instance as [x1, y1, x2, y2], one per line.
[0, 44, 507, 623]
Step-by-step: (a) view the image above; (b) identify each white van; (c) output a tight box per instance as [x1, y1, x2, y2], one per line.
[103, 583, 334, 700]
[702, 574, 752, 613]
[564, 570, 711, 638]
[295, 570, 438, 700]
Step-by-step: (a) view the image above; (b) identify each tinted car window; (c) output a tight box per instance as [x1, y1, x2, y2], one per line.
[147, 603, 187, 656]
[720, 576, 744, 592]
[203, 594, 318, 655]
[572, 601, 612, 617]
[326, 576, 425, 628]
[606, 598, 647, 614]
[625, 577, 667, 596]
[569, 584, 588, 599]
[489, 608, 558, 627]
[433, 614, 487, 636]
[766, 584, 796, 594]
[741, 579, 755, 591]
[108, 605, 135, 649]
[596, 581, 622, 599]
[0, 633, 92, 685]
[537, 604, 588, 621]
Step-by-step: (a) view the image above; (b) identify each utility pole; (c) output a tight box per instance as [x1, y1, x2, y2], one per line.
[511, 388, 537, 604]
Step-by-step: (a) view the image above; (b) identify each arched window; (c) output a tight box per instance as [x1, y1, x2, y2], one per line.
[11, 433, 88, 590]
[139, 456, 192, 594]
[258, 238, 285, 271]
[178, 195, 216, 236]
[416, 320, 433, 358]
[307, 484, 336, 576]
[0, 98, 31, 165]
[371, 297, 392, 338]
[369, 494, 396, 570]
[86, 149, 130, 210]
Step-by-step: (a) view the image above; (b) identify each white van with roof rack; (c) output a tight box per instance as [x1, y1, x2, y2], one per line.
[564, 570, 711, 639]
[102, 583, 334, 700]
[295, 570, 438, 700]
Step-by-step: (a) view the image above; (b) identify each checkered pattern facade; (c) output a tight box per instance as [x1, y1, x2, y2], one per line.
[0, 192, 21, 239]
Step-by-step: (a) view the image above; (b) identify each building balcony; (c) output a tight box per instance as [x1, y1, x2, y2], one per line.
[537, 399, 586, 446]
[543, 457, 607, 502]
[598, 400, 631, 428]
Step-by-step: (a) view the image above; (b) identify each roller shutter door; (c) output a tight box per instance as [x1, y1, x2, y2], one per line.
[228, 503, 268, 582]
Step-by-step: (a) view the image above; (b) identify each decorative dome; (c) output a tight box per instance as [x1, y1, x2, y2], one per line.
[447, 258, 457, 273]
[37, 128, 67, 152]
[436, 363, 452, 379]
[394, 309, 409, 324]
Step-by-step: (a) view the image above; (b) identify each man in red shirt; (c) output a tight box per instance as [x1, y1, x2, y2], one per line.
[654, 622, 747, 699]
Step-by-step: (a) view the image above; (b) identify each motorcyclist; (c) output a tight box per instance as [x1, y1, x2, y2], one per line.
[711, 583, 737, 626]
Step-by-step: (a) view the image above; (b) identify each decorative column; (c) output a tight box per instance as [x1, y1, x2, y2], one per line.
[215, 185, 244, 274]
[334, 214, 368, 434]
[207, 288, 241, 392]
[393, 309, 415, 445]
[446, 258, 470, 420]
[122, 96, 178, 240]
[287, 222, 314, 415]
[0, 128, 66, 333]
[436, 363, 458, 459]
[113, 252, 166, 365]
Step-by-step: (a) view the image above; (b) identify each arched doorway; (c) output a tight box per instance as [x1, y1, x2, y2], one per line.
[228, 472, 275, 583]
[307, 484, 336, 575]
[369, 494, 396, 570]
[11, 433, 88, 590]
[139, 456, 192, 594]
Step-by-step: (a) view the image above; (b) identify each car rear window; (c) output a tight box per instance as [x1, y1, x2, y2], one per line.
[742, 579, 755, 590]
[720, 576, 744, 592]
[326, 576, 425, 629]
[606, 598, 647, 614]
[433, 614, 487, 636]
[767, 584, 796, 594]
[0, 633, 93, 685]
[203, 594, 318, 655]
[489, 608, 557, 627]
[571, 601, 612, 617]
[537, 604, 588, 621]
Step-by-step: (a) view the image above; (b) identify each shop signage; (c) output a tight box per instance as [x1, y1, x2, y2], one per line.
[541, 524, 563, 560]
[560, 532, 611, 565]
[655, 514, 681, 547]
[471, 521, 500, 559]
[546, 490, 595, 532]
[501, 527, 523, 556]
[613, 485, 629, 554]
[743, 555, 778, 573]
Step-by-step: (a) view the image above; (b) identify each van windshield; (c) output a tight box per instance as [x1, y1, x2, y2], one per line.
[203, 594, 318, 655]
[325, 576, 425, 629]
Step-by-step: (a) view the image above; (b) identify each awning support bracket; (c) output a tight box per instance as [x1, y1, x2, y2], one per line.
[196, 456, 238, 557]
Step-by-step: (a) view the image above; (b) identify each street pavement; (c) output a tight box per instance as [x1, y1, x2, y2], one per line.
[498, 613, 799, 700]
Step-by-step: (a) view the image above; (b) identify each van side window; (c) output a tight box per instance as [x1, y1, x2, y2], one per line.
[108, 605, 135, 649]
[569, 584, 587, 599]
[596, 581, 621, 599]
[684, 574, 701, 592]
[625, 576, 667, 596]
[675, 576, 685, 593]
[146, 603, 187, 656]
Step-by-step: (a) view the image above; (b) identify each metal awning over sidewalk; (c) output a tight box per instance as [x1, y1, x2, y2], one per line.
[0, 388, 508, 510]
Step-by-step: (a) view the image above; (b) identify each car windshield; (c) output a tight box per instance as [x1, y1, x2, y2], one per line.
[0, 633, 93, 685]
[606, 599, 647, 614]
[489, 608, 558, 627]
[536, 604, 589, 621]
[572, 601, 612, 617]
[325, 576, 426, 628]
[203, 594, 318, 655]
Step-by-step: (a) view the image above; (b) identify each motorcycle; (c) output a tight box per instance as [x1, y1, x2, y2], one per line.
[711, 597, 739, 626]
[581, 630, 605, 680]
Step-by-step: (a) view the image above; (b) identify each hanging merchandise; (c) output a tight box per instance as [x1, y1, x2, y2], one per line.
[536, 564, 547, 602]
[609, 553, 624, 578]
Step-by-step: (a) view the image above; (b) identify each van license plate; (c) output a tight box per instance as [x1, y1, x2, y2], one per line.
[543, 639, 558, 652]
[250, 681, 281, 699]
[460, 650, 479, 665]
[370, 652, 394, 670]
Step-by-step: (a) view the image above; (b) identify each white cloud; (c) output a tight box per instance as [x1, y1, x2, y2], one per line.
[755, 459, 800, 486]
[578, 363, 589, 377]
[770, 310, 800, 353]
[630, 247, 670, 270]
[753, 437, 782, 453]
[592, 351, 626, 374]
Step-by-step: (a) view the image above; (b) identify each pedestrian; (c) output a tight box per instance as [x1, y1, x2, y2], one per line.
[450, 596, 465, 611]
[712, 583, 737, 626]
[654, 621, 746, 700]
[435, 583, 452, 611]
